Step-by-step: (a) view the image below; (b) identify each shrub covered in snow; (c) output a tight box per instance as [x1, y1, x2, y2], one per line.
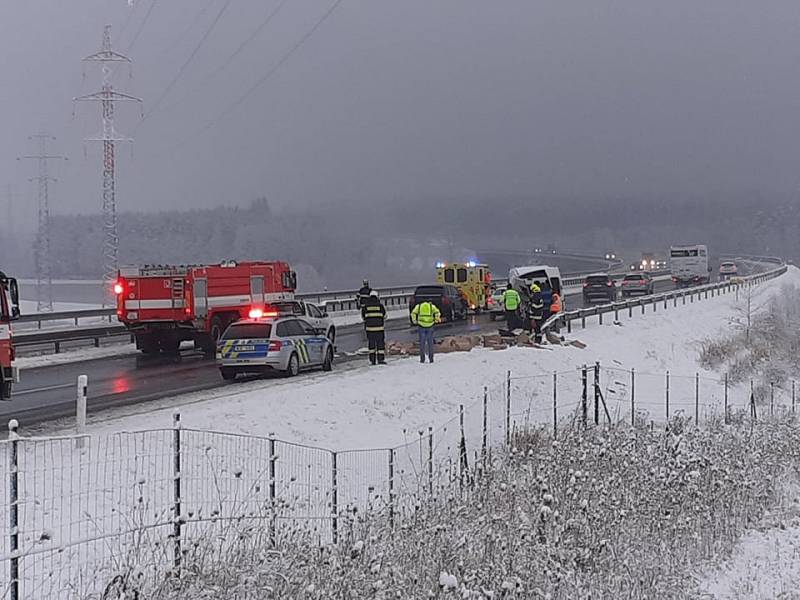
[100, 418, 800, 599]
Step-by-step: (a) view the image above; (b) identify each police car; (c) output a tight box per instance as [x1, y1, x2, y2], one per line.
[217, 310, 334, 380]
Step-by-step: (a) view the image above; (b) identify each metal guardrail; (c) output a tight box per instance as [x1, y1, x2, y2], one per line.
[542, 262, 788, 336]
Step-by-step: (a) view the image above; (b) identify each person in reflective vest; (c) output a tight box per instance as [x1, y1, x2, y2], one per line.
[411, 300, 441, 363]
[501, 284, 521, 330]
[361, 290, 387, 365]
[529, 284, 545, 343]
[549, 290, 562, 333]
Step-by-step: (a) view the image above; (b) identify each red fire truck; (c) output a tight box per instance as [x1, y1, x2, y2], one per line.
[116, 260, 297, 355]
[0, 271, 20, 401]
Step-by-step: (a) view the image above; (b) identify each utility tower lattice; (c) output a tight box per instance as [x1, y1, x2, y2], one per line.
[20, 135, 66, 313]
[74, 25, 142, 301]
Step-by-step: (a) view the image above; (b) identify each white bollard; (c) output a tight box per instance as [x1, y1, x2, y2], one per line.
[76, 375, 88, 448]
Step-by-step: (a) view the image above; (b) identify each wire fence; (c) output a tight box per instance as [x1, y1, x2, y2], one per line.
[0, 363, 797, 598]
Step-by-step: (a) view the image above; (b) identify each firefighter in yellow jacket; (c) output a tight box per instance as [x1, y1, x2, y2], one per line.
[361, 291, 387, 365]
[411, 300, 441, 363]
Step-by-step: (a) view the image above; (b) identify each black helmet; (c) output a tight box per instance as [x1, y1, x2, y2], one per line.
[506, 283, 512, 290]
[363, 279, 369, 287]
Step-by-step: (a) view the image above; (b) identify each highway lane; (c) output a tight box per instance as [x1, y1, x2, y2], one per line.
[4, 278, 677, 426]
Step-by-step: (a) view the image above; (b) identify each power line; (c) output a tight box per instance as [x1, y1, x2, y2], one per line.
[143, 0, 234, 119]
[161, 0, 217, 56]
[152, 0, 290, 119]
[167, 0, 345, 151]
[118, 0, 141, 42]
[126, 0, 159, 53]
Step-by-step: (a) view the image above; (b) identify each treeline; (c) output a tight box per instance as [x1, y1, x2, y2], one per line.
[6, 194, 797, 287]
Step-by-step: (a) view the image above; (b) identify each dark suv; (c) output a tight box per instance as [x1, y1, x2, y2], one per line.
[409, 284, 468, 323]
[582, 273, 617, 304]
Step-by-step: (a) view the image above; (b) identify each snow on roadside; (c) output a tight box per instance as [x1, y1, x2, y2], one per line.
[47, 267, 800, 452]
[14, 343, 138, 370]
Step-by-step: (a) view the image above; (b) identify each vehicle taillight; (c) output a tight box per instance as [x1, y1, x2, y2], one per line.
[606, 281, 613, 287]
[487, 298, 493, 305]
[114, 282, 124, 295]
[268, 341, 282, 352]
[582, 283, 588, 288]
[443, 297, 450, 305]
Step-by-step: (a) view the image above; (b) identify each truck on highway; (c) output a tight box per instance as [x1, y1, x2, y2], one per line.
[670, 244, 710, 287]
[116, 260, 297, 355]
[0, 271, 20, 400]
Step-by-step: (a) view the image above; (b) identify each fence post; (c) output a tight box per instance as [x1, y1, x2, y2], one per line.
[695, 372, 699, 425]
[172, 411, 182, 571]
[630, 368, 635, 427]
[750, 379, 757, 422]
[793, 380, 796, 415]
[9, 419, 19, 600]
[552, 371, 557, 439]
[666, 371, 671, 423]
[459, 404, 467, 489]
[581, 366, 588, 429]
[269, 434, 277, 546]
[724, 373, 729, 425]
[76, 375, 88, 449]
[331, 451, 338, 545]
[388, 449, 395, 531]
[505, 370, 511, 448]
[428, 427, 434, 496]
[482, 386, 488, 466]
[594, 362, 600, 426]
[770, 382, 774, 417]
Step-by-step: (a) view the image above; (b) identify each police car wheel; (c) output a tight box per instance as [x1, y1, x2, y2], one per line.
[322, 347, 333, 372]
[220, 368, 236, 381]
[285, 353, 300, 377]
[327, 327, 336, 344]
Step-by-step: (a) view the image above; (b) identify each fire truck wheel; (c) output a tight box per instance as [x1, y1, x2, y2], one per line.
[322, 347, 333, 372]
[210, 316, 225, 344]
[137, 335, 159, 355]
[161, 339, 181, 355]
[284, 353, 300, 377]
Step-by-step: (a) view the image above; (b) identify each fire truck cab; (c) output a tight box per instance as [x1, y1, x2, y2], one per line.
[435, 261, 492, 312]
[0, 271, 20, 400]
[117, 260, 297, 355]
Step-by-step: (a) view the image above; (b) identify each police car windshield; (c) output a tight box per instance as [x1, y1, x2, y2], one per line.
[222, 323, 272, 340]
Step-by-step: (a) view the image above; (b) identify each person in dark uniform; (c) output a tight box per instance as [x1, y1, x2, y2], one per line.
[529, 283, 545, 343]
[361, 290, 387, 365]
[357, 279, 373, 309]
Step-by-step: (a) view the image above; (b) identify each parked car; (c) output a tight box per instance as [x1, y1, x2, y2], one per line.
[582, 273, 617, 304]
[620, 272, 654, 297]
[270, 300, 336, 343]
[217, 315, 334, 380]
[409, 284, 468, 323]
[719, 261, 738, 280]
[488, 288, 505, 321]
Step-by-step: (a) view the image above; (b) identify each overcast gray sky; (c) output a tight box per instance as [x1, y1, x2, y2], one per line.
[2, 0, 800, 230]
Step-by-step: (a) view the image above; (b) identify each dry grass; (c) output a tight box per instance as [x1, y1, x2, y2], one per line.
[92, 417, 800, 599]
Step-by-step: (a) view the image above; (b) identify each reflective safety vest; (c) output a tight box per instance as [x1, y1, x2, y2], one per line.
[411, 301, 440, 328]
[362, 301, 386, 332]
[550, 292, 562, 314]
[501, 289, 521, 310]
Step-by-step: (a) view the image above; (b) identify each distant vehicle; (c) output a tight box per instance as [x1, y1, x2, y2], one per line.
[670, 244, 710, 287]
[217, 315, 333, 380]
[116, 260, 297, 355]
[0, 271, 20, 401]
[620, 272, 654, 297]
[547, 243, 558, 255]
[604, 251, 617, 260]
[270, 300, 335, 343]
[435, 261, 492, 312]
[488, 287, 505, 321]
[583, 273, 617, 304]
[718, 261, 738, 280]
[409, 284, 468, 323]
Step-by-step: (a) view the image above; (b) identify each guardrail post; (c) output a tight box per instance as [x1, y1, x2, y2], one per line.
[505, 370, 511, 448]
[581, 366, 588, 429]
[269, 434, 276, 546]
[665, 371, 670, 423]
[628, 301, 633, 318]
[552, 371, 557, 439]
[614, 304, 619, 321]
[724, 373, 729, 425]
[631, 368, 635, 427]
[331, 451, 338, 545]
[388, 449, 395, 531]
[640, 300, 645, 315]
[682, 293, 686, 305]
[770, 382, 774, 417]
[793, 380, 796, 416]
[581, 311, 586, 329]
[172, 411, 182, 571]
[653, 298, 657, 313]
[9, 419, 19, 600]
[598, 309, 603, 325]
[76, 375, 88, 449]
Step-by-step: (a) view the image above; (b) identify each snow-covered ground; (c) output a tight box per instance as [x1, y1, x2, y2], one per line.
[57, 267, 800, 451]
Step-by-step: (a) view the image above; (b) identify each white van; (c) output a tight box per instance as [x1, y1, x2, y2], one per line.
[670, 244, 710, 287]
[508, 265, 563, 298]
